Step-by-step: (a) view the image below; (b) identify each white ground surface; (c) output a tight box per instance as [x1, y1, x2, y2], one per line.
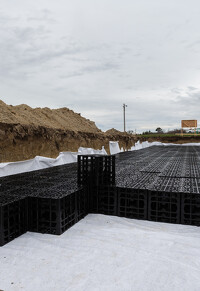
[1, 214, 200, 291]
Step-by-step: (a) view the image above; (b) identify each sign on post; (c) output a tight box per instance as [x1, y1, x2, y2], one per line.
[181, 120, 197, 128]
[181, 120, 198, 135]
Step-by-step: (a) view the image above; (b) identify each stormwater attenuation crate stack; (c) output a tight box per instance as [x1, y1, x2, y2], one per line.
[0, 163, 88, 246]
[1, 146, 200, 246]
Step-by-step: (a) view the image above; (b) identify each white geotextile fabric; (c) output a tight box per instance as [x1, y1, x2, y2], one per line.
[78, 146, 107, 155]
[1, 214, 200, 291]
[131, 140, 200, 150]
[0, 146, 107, 177]
[109, 141, 120, 155]
[110, 140, 200, 154]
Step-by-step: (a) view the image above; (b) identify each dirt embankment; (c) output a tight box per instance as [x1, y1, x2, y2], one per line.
[2, 100, 198, 163]
[0, 101, 137, 162]
[0, 123, 137, 162]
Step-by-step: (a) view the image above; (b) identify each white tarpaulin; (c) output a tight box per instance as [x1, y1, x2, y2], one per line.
[0, 214, 200, 291]
[0, 156, 56, 177]
[109, 141, 120, 155]
[131, 140, 200, 150]
[110, 140, 200, 155]
[78, 146, 107, 155]
[0, 147, 107, 177]
[53, 152, 78, 166]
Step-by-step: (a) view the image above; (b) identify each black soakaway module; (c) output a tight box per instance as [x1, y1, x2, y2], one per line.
[118, 188, 148, 220]
[78, 155, 116, 215]
[76, 187, 89, 222]
[181, 193, 200, 226]
[0, 195, 28, 246]
[28, 196, 67, 235]
[28, 188, 87, 235]
[97, 185, 117, 216]
[148, 190, 181, 224]
[87, 185, 98, 214]
[78, 155, 115, 186]
[85, 185, 116, 215]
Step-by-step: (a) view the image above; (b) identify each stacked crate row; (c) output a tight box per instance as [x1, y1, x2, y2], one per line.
[0, 163, 88, 246]
[78, 154, 200, 227]
[1, 147, 200, 247]
[0, 155, 115, 246]
[115, 146, 200, 226]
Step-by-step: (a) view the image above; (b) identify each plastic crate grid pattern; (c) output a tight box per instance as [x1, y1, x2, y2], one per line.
[78, 155, 115, 186]
[181, 193, 200, 226]
[28, 188, 87, 235]
[97, 185, 117, 216]
[148, 190, 181, 224]
[118, 188, 148, 220]
[28, 197, 61, 234]
[76, 187, 89, 222]
[0, 196, 28, 246]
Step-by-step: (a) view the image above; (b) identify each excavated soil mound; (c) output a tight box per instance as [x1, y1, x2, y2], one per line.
[0, 100, 101, 133]
[0, 100, 137, 162]
[105, 128, 125, 135]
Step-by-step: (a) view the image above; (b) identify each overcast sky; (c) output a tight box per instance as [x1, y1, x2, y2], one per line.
[0, 0, 200, 132]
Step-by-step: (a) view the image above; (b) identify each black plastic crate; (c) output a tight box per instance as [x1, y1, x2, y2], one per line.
[78, 155, 115, 186]
[116, 171, 157, 189]
[59, 193, 77, 233]
[0, 195, 28, 246]
[149, 177, 182, 193]
[87, 185, 116, 215]
[140, 158, 172, 173]
[118, 188, 148, 220]
[148, 190, 180, 224]
[28, 188, 86, 235]
[28, 194, 75, 235]
[181, 178, 200, 194]
[87, 186, 99, 214]
[24, 181, 79, 199]
[76, 187, 89, 222]
[0, 162, 77, 185]
[97, 185, 117, 216]
[28, 196, 62, 234]
[181, 193, 200, 226]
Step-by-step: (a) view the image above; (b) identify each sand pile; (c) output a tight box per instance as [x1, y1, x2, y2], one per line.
[105, 128, 127, 135]
[0, 100, 101, 133]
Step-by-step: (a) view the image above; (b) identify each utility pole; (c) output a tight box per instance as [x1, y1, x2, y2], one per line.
[123, 103, 127, 132]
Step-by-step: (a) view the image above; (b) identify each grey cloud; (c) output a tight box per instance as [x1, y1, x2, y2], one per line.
[171, 88, 181, 94]
[187, 86, 198, 91]
[0, 21, 105, 80]
[1, 0, 200, 132]
[176, 91, 200, 106]
[185, 40, 200, 48]
[81, 62, 119, 74]
[27, 9, 56, 23]
[58, 62, 116, 80]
